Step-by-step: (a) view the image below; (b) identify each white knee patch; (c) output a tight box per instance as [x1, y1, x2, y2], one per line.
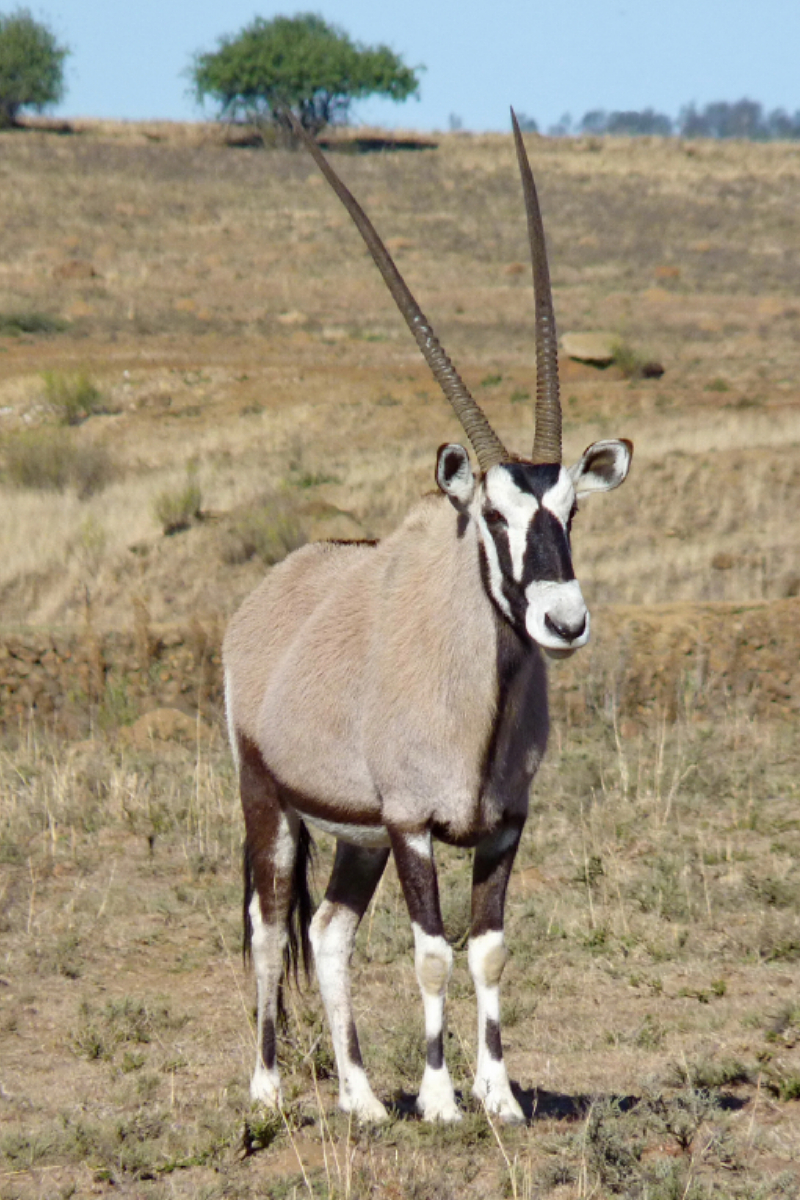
[468, 930, 506, 988]
[250, 894, 287, 960]
[412, 926, 453, 996]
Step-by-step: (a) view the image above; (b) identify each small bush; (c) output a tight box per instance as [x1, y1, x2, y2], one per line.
[705, 377, 731, 393]
[0, 310, 67, 336]
[42, 370, 107, 425]
[153, 466, 202, 535]
[2, 429, 115, 497]
[612, 340, 665, 380]
[221, 492, 305, 565]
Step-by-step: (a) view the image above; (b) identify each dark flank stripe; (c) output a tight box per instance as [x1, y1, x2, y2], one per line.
[426, 1033, 444, 1070]
[261, 1017, 277, 1070]
[485, 1018, 503, 1062]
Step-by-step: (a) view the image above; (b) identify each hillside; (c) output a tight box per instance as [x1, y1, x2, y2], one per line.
[1, 122, 799, 1199]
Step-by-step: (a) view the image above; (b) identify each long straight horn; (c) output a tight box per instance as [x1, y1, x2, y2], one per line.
[511, 108, 562, 465]
[286, 111, 509, 472]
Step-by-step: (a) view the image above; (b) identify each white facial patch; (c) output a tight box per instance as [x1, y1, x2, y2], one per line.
[482, 468, 539, 582]
[524, 579, 589, 650]
[540, 466, 576, 521]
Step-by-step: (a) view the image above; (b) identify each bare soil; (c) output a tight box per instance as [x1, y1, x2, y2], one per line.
[1, 121, 799, 1199]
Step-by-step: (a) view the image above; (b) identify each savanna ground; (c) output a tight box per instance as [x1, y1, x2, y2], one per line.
[1, 119, 799, 1198]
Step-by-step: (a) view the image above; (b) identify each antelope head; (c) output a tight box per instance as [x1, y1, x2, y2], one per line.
[291, 109, 632, 656]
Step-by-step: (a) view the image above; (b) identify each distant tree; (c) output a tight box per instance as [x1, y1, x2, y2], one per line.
[679, 99, 773, 140]
[605, 108, 673, 136]
[0, 8, 68, 127]
[577, 107, 672, 136]
[578, 109, 609, 135]
[514, 112, 538, 134]
[190, 13, 420, 137]
[547, 112, 572, 137]
[765, 107, 800, 140]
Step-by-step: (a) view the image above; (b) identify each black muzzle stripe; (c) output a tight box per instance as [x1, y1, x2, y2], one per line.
[522, 509, 574, 585]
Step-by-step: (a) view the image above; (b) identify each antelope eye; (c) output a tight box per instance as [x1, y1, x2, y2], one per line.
[483, 508, 507, 529]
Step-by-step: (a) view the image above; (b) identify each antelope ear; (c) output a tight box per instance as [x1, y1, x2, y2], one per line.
[569, 438, 633, 498]
[436, 443, 476, 507]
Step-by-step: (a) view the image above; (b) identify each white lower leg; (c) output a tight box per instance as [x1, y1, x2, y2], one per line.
[249, 893, 285, 1106]
[468, 930, 523, 1122]
[412, 924, 460, 1122]
[310, 900, 387, 1122]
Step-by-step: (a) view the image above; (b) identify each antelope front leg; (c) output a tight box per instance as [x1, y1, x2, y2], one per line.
[390, 827, 460, 1123]
[469, 824, 525, 1123]
[310, 841, 390, 1123]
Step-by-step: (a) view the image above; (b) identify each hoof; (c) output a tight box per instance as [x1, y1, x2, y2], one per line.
[473, 1081, 525, 1124]
[417, 1081, 462, 1123]
[418, 1099, 462, 1123]
[250, 1070, 282, 1108]
[340, 1088, 389, 1124]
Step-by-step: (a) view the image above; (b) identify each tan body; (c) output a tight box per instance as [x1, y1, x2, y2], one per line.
[225, 493, 549, 846]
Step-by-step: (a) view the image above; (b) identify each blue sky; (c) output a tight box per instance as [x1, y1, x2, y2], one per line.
[48, 0, 800, 132]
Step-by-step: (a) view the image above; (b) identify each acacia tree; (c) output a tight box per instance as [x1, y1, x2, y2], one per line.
[0, 8, 68, 128]
[190, 13, 420, 136]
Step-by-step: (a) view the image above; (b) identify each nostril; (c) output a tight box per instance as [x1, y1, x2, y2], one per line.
[545, 612, 587, 642]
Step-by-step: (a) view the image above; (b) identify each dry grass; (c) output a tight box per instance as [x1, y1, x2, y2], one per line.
[1, 122, 800, 1198]
[0, 122, 798, 624]
[0, 702, 798, 1197]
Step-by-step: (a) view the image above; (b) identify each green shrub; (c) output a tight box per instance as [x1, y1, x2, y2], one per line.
[2, 428, 115, 496]
[221, 492, 305, 566]
[153, 466, 203, 535]
[0, 310, 67, 335]
[612, 340, 665, 380]
[42, 370, 107, 425]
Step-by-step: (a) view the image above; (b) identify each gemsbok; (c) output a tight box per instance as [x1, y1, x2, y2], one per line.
[224, 109, 633, 1124]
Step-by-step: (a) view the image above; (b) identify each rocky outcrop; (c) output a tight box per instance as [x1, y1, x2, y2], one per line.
[1, 598, 798, 737]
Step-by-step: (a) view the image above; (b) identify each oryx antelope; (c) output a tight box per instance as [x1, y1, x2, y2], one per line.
[224, 110, 633, 1124]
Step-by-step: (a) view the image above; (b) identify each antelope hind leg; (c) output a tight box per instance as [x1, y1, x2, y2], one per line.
[239, 738, 301, 1108]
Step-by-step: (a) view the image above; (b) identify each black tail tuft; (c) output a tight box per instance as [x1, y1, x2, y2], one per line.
[241, 821, 315, 996]
[285, 821, 315, 987]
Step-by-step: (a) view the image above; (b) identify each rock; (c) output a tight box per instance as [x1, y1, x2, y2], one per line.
[123, 707, 207, 748]
[53, 259, 99, 281]
[560, 331, 618, 366]
[385, 237, 413, 253]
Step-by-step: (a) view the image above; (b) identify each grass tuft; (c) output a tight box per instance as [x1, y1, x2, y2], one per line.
[152, 464, 203, 534]
[42, 369, 110, 425]
[0, 311, 68, 336]
[220, 491, 306, 565]
[1, 428, 116, 496]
